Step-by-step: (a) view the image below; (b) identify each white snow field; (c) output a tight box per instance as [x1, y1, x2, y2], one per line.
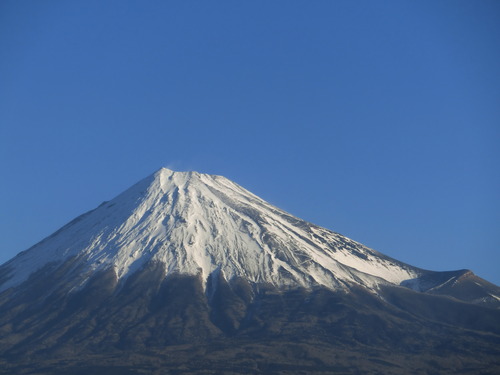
[0, 168, 421, 293]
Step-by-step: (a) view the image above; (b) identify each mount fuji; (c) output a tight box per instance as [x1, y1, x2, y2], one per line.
[1, 168, 499, 374]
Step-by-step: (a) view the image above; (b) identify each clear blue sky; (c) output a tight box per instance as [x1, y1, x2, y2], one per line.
[1, 1, 499, 285]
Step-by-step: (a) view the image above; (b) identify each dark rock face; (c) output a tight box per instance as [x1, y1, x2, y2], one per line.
[0, 260, 499, 374]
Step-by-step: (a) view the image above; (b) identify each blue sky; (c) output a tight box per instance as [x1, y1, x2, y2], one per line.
[1, 1, 499, 285]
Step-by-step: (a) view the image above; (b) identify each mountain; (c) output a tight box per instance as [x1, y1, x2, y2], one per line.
[0, 168, 499, 374]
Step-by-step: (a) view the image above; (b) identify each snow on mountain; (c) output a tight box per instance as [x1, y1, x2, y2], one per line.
[0, 168, 421, 293]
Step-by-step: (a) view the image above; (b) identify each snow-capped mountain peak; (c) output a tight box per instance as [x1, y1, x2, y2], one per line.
[0, 168, 420, 293]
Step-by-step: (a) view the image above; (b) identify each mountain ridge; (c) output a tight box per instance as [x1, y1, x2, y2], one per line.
[1, 168, 499, 374]
[1, 168, 428, 295]
[2, 168, 498, 307]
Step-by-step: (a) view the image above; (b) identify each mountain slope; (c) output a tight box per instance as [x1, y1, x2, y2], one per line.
[0, 168, 499, 374]
[0, 267, 499, 374]
[1, 168, 424, 294]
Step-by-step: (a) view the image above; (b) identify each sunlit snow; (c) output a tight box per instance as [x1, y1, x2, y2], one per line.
[0, 168, 421, 293]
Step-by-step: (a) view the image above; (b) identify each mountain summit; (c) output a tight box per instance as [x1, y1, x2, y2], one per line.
[1, 168, 499, 304]
[1, 168, 419, 293]
[1, 168, 499, 374]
